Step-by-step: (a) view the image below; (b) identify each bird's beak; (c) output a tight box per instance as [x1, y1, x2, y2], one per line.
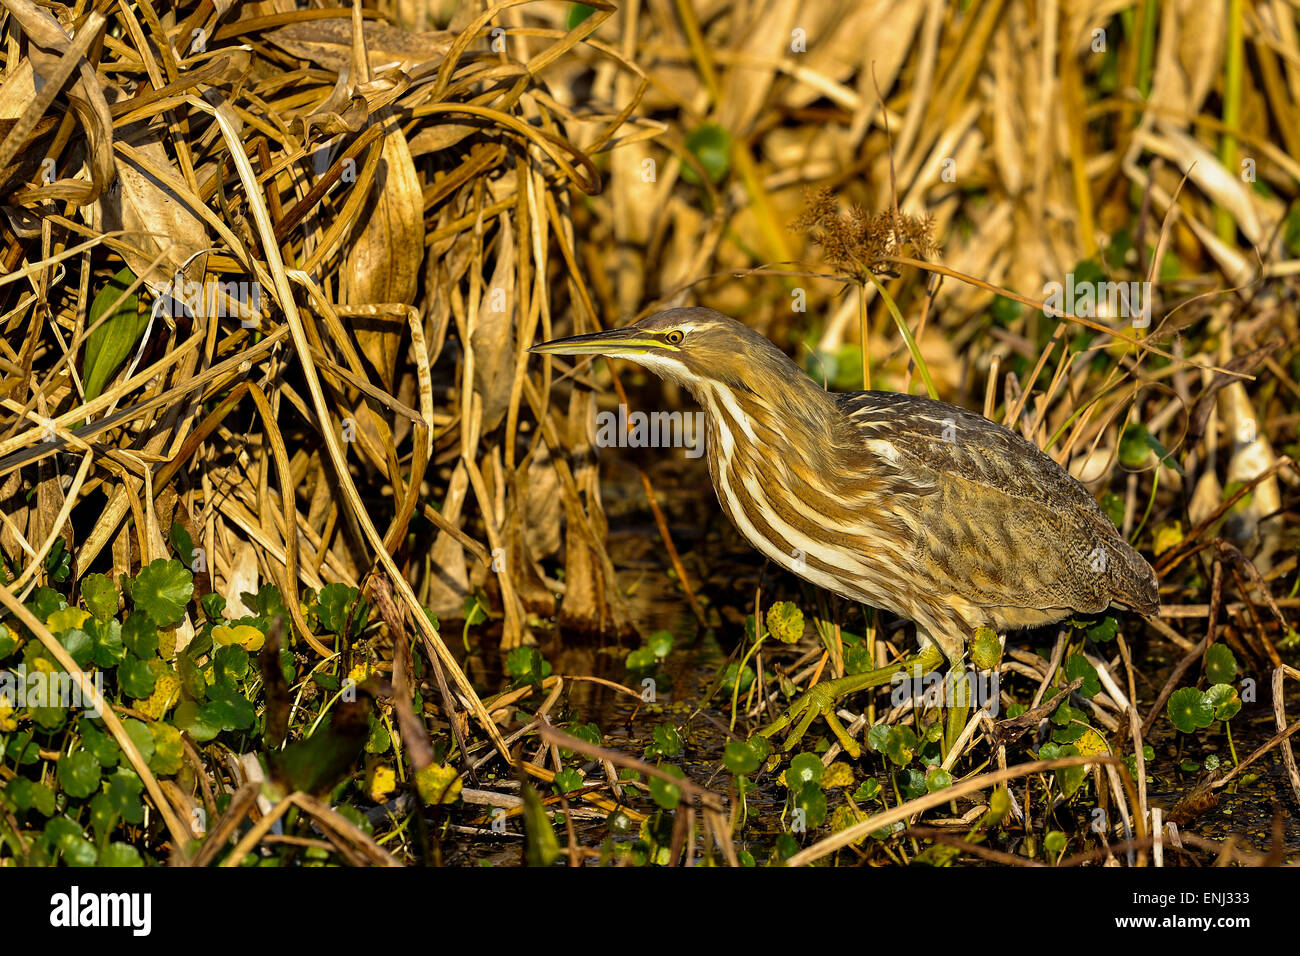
[528, 326, 662, 358]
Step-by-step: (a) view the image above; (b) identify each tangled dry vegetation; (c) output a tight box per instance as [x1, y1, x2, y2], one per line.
[0, 0, 1296, 867]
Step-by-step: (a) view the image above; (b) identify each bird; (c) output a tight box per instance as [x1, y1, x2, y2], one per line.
[530, 307, 1159, 756]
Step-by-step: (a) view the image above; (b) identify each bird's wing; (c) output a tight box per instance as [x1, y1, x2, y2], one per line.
[837, 392, 1158, 618]
[839, 392, 1106, 516]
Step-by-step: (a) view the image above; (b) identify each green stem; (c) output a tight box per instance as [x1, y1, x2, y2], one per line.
[730, 633, 766, 732]
[1130, 467, 1160, 544]
[1134, 0, 1158, 101]
[944, 664, 969, 758]
[859, 283, 871, 391]
[864, 270, 938, 400]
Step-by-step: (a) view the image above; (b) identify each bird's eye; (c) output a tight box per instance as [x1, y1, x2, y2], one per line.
[665, 330, 684, 345]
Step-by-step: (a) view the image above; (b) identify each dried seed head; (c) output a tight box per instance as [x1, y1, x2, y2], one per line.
[793, 187, 937, 280]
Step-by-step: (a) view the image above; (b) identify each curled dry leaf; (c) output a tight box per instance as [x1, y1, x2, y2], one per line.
[471, 215, 517, 433]
[424, 462, 471, 618]
[342, 114, 423, 390]
[263, 18, 452, 75]
[90, 117, 210, 296]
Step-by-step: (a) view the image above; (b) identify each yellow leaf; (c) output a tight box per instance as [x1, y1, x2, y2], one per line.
[348, 662, 373, 685]
[415, 763, 462, 805]
[822, 761, 855, 788]
[136, 673, 181, 719]
[828, 805, 869, 844]
[367, 764, 397, 803]
[212, 624, 265, 651]
[1073, 728, 1110, 757]
[1153, 521, 1184, 557]
[46, 607, 90, 634]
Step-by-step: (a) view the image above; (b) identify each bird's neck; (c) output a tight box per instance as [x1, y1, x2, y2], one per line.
[689, 372, 844, 477]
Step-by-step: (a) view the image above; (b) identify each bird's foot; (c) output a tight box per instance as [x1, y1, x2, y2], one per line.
[754, 645, 945, 759]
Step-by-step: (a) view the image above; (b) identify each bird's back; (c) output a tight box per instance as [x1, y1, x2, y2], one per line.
[834, 391, 1158, 636]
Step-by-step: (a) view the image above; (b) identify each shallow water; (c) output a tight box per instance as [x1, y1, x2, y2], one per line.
[466, 453, 1300, 863]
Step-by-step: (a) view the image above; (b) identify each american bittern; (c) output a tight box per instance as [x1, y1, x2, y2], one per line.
[531, 307, 1159, 756]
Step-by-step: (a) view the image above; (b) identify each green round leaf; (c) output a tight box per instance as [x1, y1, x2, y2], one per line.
[1205, 683, 1241, 722]
[88, 618, 125, 668]
[1065, 654, 1100, 699]
[118, 656, 158, 699]
[1086, 614, 1120, 643]
[720, 663, 754, 694]
[1204, 643, 1237, 684]
[58, 629, 94, 669]
[505, 646, 550, 685]
[121, 612, 159, 658]
[865, 723, 890, 754]
[213, 644, 249, 684]
[58, 832, 99, 867]
[58, 750, 102, 799]
[99, 842, 143, 866]
[884, 725, 918, 766]
[648, 766, 683, 810]
[148, 722, 184, 775]
[682, 123, 731, 185]
[81, 722, 121, 768]
[80, 573, 119, 621]
[898, 768, 928, 800]
[852, 778, 881, 802]
[844, 643, 874, 674]
[787, 752, 824, 787]
[1118, 423, 1152, 468]
[364, 715, 392, 756]
[314, 582, 363, 636]
[202, 683, 255, 731]
[553, 768, 583, 794]
[122, 719, 155, 767]
[925, 766, 953, 792]
[132, 559, 194, 627]
[724, 740, 761, 775]
[650, 722, 683, 758]
[1167, 686, 1214, 733]
[647, 629, 674, 659]
[793, 780, 827, 829]
[565, 722, 601, 750]
[625, 646, 657, 671]
[173, 699, 219, 743]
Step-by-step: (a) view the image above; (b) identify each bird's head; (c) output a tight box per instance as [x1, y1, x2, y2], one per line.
[529, 307, 813, 403]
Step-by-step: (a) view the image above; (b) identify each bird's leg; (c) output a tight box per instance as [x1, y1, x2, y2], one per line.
[943, 662, 969, 758]
[755, 644, 945, 758]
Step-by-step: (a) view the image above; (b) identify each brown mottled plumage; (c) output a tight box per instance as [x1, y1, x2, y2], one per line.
[531, 307, 1158, 665]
